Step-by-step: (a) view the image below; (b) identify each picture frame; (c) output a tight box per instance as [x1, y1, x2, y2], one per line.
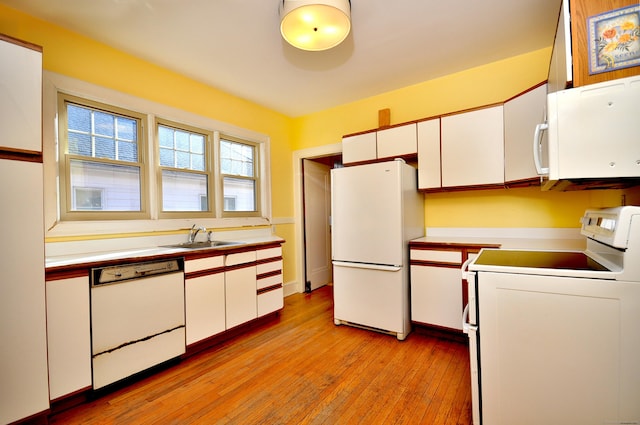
[588, 4, 640, 75]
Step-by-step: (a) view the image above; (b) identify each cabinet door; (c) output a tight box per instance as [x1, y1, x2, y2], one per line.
[46, 276, 92, 400]
[441, 105, 504, 188]
[0, 37, 42, 152]
[548, 0, 572, 93]
[504, 84, 546, 182]
[410, 265, 463, 330]
[0, 160, 49, 424]
[417, 118, 441, 189]
[185, 273, 225, 345]
[225, 265, 257, 329]
[342, 132, 376, 164]
[258, 288, 284, 317]
[376, 123, 417, 159]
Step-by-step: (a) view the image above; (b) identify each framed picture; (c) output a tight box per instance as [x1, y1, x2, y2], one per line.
[588, 4, 640, 75]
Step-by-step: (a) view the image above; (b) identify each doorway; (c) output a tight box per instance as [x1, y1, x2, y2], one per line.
[301, 154, 342, 293]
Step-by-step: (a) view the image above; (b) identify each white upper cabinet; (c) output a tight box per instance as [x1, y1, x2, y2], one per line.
[417, 118, 441, 190]
[342, 132, 377, 164]
[0, 36, 42, 153]
[548, 0, 572, 93]
[504, 84, 547, 183]
[376, 123, 417, 159]
[441, 105, 505, 188]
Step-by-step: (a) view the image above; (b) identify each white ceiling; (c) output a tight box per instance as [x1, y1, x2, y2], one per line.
[1, 0, 561, 117]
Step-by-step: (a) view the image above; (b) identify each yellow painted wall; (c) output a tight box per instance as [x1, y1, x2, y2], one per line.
[0, 4, 299, 278]
[2, 4, 638, 290]
[292, 48, 636, 229]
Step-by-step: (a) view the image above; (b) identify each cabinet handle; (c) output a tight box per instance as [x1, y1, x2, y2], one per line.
[533, 122, 549, 175]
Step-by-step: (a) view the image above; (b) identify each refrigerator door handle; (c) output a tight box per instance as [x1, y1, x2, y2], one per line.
[332, 261, 401, 272]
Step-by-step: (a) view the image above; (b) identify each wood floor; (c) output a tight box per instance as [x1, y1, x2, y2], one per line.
[50, 285, 472, 425]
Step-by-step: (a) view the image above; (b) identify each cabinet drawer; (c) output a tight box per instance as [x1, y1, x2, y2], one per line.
[258, 287, 284, 317]
[256, 246, 282, 261]
[257, 259, 282, 275]
[257, 273, 282, 290]
[185, 256, 224, 274]
[225, 251, 257, 266]
[410, 249, 462, 264]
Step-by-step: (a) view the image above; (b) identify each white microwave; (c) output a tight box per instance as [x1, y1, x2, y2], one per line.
[533, 75, 640, 190]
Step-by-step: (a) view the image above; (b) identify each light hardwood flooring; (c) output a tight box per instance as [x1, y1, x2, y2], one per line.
[50, 285, 472, 424]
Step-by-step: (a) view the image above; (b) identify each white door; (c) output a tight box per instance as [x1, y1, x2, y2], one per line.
[303, 159, 332, 291]
[331, 161, 403, 266]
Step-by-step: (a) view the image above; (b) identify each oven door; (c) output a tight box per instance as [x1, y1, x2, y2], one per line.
[475, 270, 640, 425]
[462, 261, 481, 425]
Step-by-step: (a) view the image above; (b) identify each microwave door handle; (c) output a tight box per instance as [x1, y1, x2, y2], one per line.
[533, 122, 549, 175]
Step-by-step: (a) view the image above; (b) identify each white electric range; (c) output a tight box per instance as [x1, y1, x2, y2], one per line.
[463, 206, 640, 425]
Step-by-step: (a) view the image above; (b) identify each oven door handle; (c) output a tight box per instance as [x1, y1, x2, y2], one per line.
[461, 257, 474, 281]
[462, 304, 476, 334]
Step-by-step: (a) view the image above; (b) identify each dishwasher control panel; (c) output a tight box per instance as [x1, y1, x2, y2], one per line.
[91, 258, 184, 286]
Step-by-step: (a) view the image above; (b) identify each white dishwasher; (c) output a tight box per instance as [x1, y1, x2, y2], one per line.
[91, 258, 185, 390]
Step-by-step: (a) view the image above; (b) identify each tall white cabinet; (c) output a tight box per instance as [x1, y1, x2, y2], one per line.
[0, 35, 49, 424]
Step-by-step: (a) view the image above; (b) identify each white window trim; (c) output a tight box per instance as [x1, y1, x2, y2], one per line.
[43, 71, 272, 238]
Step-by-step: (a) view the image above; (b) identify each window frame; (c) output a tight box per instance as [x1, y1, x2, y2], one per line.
[156, 118, 214, 219]
[219, 134, 261, 218]
[57, 93, 149, 221]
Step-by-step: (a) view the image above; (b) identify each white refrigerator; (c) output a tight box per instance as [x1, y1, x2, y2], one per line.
[331, 159, 424, 340]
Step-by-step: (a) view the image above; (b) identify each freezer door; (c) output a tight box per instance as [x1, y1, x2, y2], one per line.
[331, 161, 404, 265]
[333, 262, 409, 338]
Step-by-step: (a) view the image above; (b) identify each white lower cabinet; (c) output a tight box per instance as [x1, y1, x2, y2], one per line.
[256, 246, 284, 317]
[411, 265, 463, 331]
[185, 273, 225, 345]
[46, 276, 92, 400]
[185, 245, 284, 341]
[225, 251, 258, 329]
[185, 255, 226, 345]
[410, 248, 464, 331]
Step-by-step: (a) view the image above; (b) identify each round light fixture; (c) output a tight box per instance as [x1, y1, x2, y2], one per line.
[279, 0, 351, 51]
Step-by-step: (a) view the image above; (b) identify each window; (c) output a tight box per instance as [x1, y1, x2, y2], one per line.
[58, 94, 147, 220]
[157, 120, 212, 216]
[220, 136, 259, 216]
[51, 80, 269, 227]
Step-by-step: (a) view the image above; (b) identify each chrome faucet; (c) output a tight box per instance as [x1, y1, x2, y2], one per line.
[188, 224, 207, 243]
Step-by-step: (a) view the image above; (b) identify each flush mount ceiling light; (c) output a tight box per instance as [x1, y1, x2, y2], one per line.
[279, 0, 352, 51]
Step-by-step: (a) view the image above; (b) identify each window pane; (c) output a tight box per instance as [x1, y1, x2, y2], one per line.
[117, 117, 136, 141]
[159, 148, 174, 167]
[159, 126, 174, 148]
[220, 140, 254, 177]
[175, 130, 189, 151]
[68, 104, 91, 133]
[95, 136, 115, 159]
[94, 111, 114, 137]
[190, 134, 204, 154]
[68, 132, 91, 156]
[162, 170, 208, 212]
[69, 159, 141, 211]
[223, 177, 255, 212]
[118, 140, 137, 162]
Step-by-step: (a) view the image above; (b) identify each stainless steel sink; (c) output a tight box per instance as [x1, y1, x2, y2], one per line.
[163, 240, 241, 249]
